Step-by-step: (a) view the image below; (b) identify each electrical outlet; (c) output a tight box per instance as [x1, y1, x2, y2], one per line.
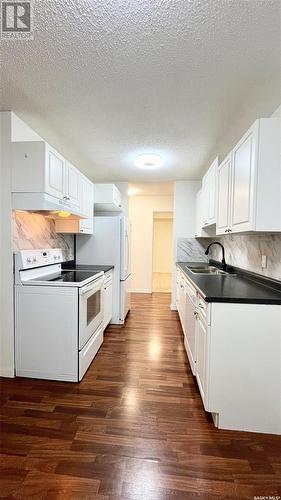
[261, 255, 267, 269]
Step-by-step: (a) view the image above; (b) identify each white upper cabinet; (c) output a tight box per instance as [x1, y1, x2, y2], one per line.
[94, 184, 122, 212]
[65, 161, 80, 208]
[195, 190, 203, 237]
[79, 176, 94, 233]
[216, 153, 232, 235]
[46, 147, 65, 199]
[195, 189, 215, 237]
[12, 140, 94, 228]
[216, 118, 281, 235]
[230, 126, 256, 232]
[208, 159, 217, 224]
[201, 157, 218, 227]
[55, 175, 94, 235]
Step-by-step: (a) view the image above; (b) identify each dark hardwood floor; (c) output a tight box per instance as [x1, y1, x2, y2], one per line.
[1, 293, 281, 499]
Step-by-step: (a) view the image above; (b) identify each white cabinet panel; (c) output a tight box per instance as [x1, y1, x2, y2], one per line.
[65, 161, 80, 208]
[94, 184, 122, 212]
[216, 153, 232, 235]
[55, 176, 94, 234]
[46, 147, 65, 199]
[103, 273, 113, 329]
[183, 282, 197, 374]
[231, 130, 256, 232]
[79, 176, 94, 234]
[208, 160, 217, 223]
[195, 190, 203, 237]
[196, 314, 208, 406]
[216, 118, 281, 235]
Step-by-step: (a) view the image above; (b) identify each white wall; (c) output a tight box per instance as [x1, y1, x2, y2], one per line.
[171, 181, 200, 306]
[129, 194, 174, 292]
[0, 112, 42, 378]
[153, 217, 173, 274]
[0, 113, 14, 377]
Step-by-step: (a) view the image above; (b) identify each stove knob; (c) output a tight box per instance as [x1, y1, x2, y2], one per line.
[54, 255, 57, 260]
[26, 257, 32, 263]
[33, 256, 37, 263]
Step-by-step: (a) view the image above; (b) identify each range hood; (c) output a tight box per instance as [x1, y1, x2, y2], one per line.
[12, 192, 85, 219]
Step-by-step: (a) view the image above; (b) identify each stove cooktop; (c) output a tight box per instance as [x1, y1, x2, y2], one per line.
[49, 270, 102, 283]
[24, 269, 104, 287]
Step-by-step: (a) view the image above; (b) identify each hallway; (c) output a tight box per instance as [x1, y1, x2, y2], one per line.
[0, 293, 281, 498]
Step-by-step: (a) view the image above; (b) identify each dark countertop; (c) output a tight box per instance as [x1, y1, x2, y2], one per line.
[63, 262, 114, 273]
[177, 262, 281, 305]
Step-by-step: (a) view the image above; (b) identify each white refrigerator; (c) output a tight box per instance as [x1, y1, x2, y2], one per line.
[76, 215, 131, 324]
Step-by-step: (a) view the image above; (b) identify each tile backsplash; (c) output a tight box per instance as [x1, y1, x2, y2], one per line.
[177, 234, 281, 281]
[13, 211, 74, 261]
[177, 237, 208, 263]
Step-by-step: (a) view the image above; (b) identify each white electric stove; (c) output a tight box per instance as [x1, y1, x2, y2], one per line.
[14, 249, 105, 382]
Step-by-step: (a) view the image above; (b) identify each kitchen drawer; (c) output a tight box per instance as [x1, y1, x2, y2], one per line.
[79, 325, 103, 381]
[197, 294, 211, 325]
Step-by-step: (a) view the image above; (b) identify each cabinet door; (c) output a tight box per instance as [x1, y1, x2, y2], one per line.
[201, 174, 209, 226]
[65, 162, 80, 208]
[230, 127, 257, 232]
[208, 160, 217, 224]
[183, 284, 197, 374]
[103, 282, 113, 329]
[178, 279, 185, 329]
[195, 190, 202, 237]
[113, 185, 122, 209]
[196, 315, 208, 406]
[45, 147, 65, 199]
[79, 177, 94, 234]
[216, 154, 232, 235]
[176, 274, 181, 307]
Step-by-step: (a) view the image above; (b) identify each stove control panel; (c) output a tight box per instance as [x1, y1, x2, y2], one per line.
[16, 249, 63, 270]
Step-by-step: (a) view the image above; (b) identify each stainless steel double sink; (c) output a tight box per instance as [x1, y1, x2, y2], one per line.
[185, 265, 229, 276]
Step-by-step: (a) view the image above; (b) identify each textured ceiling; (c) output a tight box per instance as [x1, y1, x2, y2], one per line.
[0, 0, 280, 181]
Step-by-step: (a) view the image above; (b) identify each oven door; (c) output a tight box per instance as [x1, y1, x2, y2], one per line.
[79, 276, 104, 349]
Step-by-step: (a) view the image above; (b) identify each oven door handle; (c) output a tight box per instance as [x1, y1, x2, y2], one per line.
[79, 278, 104, 296]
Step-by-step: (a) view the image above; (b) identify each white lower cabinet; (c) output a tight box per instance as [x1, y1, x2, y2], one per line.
[176, 266, 281, 434]
[103, 270, 113, 330]
[183, 281, 197, 375]
[195, 313, 208, 404]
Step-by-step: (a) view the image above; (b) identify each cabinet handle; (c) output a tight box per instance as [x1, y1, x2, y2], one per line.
[225, 229, 228, 233]
[198, 303, 204, 309]
[194, 311, 198, 316]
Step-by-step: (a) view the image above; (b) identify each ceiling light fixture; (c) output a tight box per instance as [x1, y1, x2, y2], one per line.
[134, 153, 163, 170]
[128, 187, 142, 196]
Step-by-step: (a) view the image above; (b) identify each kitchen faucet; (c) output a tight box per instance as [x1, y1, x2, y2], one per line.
[205, 242, 227, 271]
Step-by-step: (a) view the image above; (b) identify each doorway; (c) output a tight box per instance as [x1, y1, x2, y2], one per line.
[152, 211, 173, 292]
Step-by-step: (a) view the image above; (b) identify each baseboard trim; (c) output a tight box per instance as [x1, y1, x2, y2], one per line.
[0, 368, 15, 378]
[170, 303, 177, 311]
[130, 289, 152, 294]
